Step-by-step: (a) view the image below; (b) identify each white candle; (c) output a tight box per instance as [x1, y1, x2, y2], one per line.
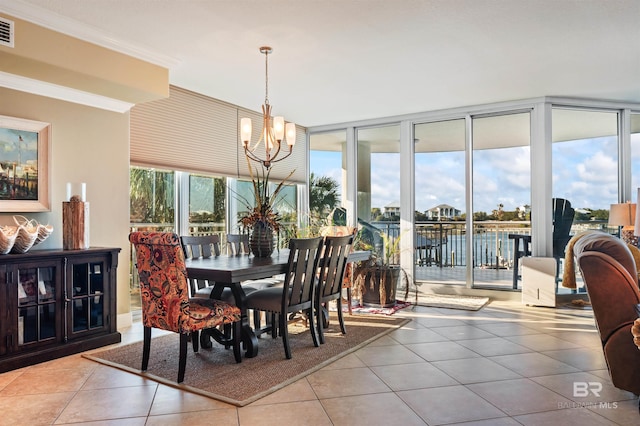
[81, 183, 86, 202]
[66, 183, 71, 201]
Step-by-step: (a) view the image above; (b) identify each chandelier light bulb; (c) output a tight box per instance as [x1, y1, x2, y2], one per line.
[273, 116, 285, 141]
[285, 122, 296, 146]
[240, 117, 252, 144]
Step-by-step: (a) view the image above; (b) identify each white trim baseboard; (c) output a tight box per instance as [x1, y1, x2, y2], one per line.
[117, 312, 133, 329]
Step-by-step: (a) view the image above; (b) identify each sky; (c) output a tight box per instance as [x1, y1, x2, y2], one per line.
[311, 134, 640, 216]
[0, 128, 39, 164]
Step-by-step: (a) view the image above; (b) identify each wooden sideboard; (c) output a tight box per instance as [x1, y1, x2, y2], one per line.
[0, 247, 121, 372]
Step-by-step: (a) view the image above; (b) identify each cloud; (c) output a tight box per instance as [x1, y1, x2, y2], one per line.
[311, 133, 628, 217]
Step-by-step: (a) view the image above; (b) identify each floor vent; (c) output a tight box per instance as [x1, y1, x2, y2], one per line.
[0, 17, 14, 48]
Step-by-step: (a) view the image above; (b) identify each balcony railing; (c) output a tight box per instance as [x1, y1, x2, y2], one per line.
[128, 220, 615, 292]
[370, 220, 613, 269]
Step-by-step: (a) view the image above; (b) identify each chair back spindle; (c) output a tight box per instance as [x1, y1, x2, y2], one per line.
[227, 233, 250, 255]
[180, 234, 221, 296]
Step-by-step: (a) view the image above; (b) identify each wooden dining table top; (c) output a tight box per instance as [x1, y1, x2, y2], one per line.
[184, 248, 370, 358]
[184, 249, 371, 284]
[184, 249, 291, 283]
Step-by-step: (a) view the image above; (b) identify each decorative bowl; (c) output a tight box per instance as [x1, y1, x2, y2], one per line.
[0, 216, 53, 254]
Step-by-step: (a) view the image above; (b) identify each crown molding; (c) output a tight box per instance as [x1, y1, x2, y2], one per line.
[0, 0, 179, 68]
[0, 72, 134, 113]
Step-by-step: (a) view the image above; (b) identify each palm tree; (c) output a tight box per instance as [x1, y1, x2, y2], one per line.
[129, 167, 175, 224]
[309, 173, 340, 219]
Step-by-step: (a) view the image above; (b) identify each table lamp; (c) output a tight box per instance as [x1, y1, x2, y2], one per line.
[609, 201, 637, 246]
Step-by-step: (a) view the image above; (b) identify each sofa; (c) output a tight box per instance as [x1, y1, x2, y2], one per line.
[573, 232, 640, 396]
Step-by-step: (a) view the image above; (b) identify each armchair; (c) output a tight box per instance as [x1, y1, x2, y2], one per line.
[130, 231, 241, 383]
[574, 232, 640, 396]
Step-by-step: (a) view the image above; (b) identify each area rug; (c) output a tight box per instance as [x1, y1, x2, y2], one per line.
[561, 299, 592, 310]
[416, 293, 490, 311]
[330, 300, 412, 315]
[83, 313, 409, 406]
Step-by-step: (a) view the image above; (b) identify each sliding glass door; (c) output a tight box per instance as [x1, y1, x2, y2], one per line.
[414, 119, 466, 284]
[309, 130, 348, 232]
[471, 112, 531, 289]
[357, 125, 401, 260]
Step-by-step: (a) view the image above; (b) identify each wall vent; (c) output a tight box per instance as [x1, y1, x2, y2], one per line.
[0, 17, 14, 48]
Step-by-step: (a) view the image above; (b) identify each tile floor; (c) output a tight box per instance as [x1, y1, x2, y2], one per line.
[0, 301, 638, 425]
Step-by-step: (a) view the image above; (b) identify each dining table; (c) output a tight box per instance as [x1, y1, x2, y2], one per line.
[185, 248, 371, 358]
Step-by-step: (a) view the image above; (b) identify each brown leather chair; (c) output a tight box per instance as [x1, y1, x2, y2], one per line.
[574, 232, 640, 396]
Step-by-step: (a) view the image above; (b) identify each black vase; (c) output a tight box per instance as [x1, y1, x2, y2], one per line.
[249, 222, 274, 257]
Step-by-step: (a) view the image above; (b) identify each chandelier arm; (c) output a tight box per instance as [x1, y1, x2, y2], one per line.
[245, 137, 267, 157]
[244, 146, 267, 165]
[247, 140, 260, 153]
[270, 139, 283, 163]
[269, 147, 293, 165]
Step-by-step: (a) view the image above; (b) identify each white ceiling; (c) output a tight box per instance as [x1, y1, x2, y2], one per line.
[5, 0, 640, 128]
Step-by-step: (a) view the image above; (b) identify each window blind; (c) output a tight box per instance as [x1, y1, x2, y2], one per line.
[131, 85, 306, 183]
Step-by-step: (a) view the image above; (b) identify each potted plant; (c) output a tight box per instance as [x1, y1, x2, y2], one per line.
[237, 164, 294, 257]
[352, 224, 405, 308]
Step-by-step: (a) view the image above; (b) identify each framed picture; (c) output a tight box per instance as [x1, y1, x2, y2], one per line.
[0, 115, 50, 212]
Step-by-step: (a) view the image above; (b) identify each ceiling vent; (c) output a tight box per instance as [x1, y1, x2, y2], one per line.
[0, 17, 14, 48]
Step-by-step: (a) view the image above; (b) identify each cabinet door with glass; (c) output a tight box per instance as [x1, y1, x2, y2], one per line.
[5, 259, 63, 355]
[66, 255, 111, 339]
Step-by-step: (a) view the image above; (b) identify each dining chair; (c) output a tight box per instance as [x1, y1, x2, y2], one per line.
[320, 226, 358, 315]
[182, 233, 255, 345]
[245, 237, 324, 359]
[226, 233, 281, 286]
[226, 233, 250, 255]
[225, 233, 283, 330]
[316, 234, 354, 344]
[129, 231, 241, 383]
[180, 234, 221, 297]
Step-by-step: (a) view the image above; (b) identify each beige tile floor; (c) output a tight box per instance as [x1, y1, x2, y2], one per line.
[0, 301, 638, 425]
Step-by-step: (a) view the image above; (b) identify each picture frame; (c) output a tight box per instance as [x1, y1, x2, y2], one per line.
[0, 115, 51, 212]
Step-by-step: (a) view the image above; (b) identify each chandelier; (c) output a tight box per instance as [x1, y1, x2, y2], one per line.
[240, 46, 296, 169]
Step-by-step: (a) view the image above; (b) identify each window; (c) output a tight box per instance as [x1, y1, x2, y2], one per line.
[414, 119, 466, 278]
[129, 166, 175, 230]
[310, 130, 347, 231]
[188, 173, 226, 236]
[472, 112, 531, 288]
[357, 125, 401, 260]
[630, 112, 640, 198]
[552, 108, 619, 213]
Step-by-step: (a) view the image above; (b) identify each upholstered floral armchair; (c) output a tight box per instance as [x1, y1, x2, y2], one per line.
[129, 231, 242, 382]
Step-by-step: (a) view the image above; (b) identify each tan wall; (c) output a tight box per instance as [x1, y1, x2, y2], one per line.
[0, 14, 168, 104]
[0, 87, 131, 317]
